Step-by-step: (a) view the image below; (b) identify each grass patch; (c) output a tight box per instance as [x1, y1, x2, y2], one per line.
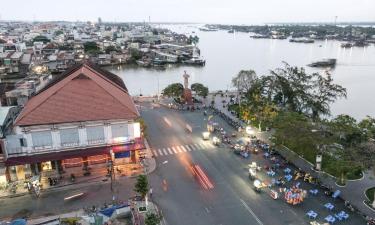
[366, 187, 375, 202]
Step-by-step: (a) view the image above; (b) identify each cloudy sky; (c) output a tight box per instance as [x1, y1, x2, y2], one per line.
[1, 0, 374, 24]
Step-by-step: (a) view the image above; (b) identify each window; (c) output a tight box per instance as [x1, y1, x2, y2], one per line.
[111, 123, 129, 138]
[32, 131, 52, 148]
[86, 126, 105, 144]
[60, 128, 79, 146]
[19, 138, 27, 147]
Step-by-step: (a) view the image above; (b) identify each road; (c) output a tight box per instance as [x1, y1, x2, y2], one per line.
[141, 103, 366, 225]
[0, 177, 136, 220]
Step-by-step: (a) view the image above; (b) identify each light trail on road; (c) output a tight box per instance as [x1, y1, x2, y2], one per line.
[163, 116, 172, 127]
[192, 164, 214, 190]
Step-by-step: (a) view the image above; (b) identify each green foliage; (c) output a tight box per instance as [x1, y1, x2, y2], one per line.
[134, 175, 149, 198]
[187, 35, 199, 45]
[366, 187, 375, 203]
[231, 70, 257, 93]
[162, 83, 184, 98]
[33, 35, 50, 43]
[54, 30, 64, 36]
[191, 83, 208, 98]
[105, 45, 117, 54]
[145, 213, 162, 225]
[84, 41, 100, 55]
[329, 114, 365, 147]
[129, 48, 141, 61]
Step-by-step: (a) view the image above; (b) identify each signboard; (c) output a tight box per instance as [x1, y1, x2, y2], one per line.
[115, 151, 130, 159]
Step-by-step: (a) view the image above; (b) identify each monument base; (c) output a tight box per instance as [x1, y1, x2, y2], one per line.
[183, 88, 193, 105]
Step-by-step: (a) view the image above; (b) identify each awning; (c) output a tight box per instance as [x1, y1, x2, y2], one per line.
[5, 146, 110, 166]
[5, 138, 146, 166]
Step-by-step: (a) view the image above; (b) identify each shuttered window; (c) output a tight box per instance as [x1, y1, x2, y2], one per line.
[32, 131, 52, 147]
[60, 128, 79, 145]
[111, 123, 128, 138]
[86, 126, 105, 144]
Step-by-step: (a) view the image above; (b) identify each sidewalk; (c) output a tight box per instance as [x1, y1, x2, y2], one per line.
[0, 139, 157, 200]
[209, 93, 375, 218]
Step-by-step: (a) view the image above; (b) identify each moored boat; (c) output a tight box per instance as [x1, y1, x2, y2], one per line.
[308, 58, 336, 68]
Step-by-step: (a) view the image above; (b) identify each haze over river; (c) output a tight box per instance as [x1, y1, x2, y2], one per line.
[109, 24, 375, 120]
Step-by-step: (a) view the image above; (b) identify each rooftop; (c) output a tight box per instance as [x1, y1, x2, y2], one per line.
[15, 62, 139, 126]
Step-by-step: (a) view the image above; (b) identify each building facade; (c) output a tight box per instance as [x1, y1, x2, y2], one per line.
[3, 62, 143, 182]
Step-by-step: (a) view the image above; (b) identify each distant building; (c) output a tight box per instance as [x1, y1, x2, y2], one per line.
[3, 62, 143, 182]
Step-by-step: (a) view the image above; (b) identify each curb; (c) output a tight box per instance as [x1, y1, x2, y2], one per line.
[0, 175, 110, 200]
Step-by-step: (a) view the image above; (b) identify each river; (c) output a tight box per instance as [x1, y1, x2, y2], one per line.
[108, 24, 375, 120]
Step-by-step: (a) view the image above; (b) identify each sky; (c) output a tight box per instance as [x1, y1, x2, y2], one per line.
[1, 0, 374, 24]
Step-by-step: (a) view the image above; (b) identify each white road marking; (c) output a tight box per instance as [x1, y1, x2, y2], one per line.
[171, 147, 178, 154]
[176, 146, 183, 153]
[153, 150, 158, 157]
[167, 148, 173, 154]
[185, 145, 192, 151]
[180, 146, 187, 152]
[194, 143, 201, 149]
[239, 199, 263, 225]
[158, 149, 163, 156]
[207, 143, 215, 148]
[199, 143, 207, 149]
[163, 148, 168, 155]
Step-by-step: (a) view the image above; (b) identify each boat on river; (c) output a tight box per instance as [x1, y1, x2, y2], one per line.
[341, 42, 353, 48]
[289, 38, 314, 43]
[182, 57, 206, 66]
[308, 58, 336, 68]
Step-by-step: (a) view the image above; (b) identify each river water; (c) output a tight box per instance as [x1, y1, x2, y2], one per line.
[108, 24, 375, 120]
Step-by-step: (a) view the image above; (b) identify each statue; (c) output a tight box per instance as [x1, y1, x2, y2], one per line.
[183, 71, 190, 89]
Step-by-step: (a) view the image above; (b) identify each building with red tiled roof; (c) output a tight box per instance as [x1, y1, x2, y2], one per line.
[3, 62, 143, 183]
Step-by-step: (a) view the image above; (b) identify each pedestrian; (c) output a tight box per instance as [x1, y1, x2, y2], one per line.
[149, 187, 153, 198]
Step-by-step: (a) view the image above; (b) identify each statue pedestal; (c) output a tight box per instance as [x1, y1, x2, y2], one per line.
[183, 88, 193, 105]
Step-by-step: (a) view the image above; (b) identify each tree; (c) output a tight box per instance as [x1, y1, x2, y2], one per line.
[105, 45, 117, 54]
[32, 35, 50, 43]
[191, 83, 208, 98]
[84, 41, 100, 55]
[134, 175, 149, 199]
[329, 114, 365, 147]
[145, 213, 162, 225]
[54, 30, 64, 36]
[231, 70, 257, 93]
[162, 83, 184, 98]
[129, 48, 141, 62]
[358, 116, 375, 140]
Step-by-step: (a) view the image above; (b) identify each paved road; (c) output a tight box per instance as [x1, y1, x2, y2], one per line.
[0, 177, 136, 220]
[141, 103, 367, 225]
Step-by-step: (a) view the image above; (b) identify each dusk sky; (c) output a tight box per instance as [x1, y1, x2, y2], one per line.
[1, 0, 374, 24]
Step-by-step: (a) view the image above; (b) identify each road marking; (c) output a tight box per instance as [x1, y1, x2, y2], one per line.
[153, 150, 158, 157]
[202, 142, 211, 148]
[205, 207, 210, 213]
[207, 143, 215, 148]
[163, 148, 168, 155]
[167, 148, 173, 154]
[171, 147, 178, 154]
[185, 145, 192, 151]
[176, 146, 183, 153]
[158, 149, 163, 156]
[194, 143, 201, 149]
[239, 199, 263, 225]
[199, 143, 206, 149]
[189, 144, 197, 150]
[163, 117, 172, 127]
[180, 146, 187, 152]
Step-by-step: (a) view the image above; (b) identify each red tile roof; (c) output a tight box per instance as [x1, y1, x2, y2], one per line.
[15, 63, 139, 126]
